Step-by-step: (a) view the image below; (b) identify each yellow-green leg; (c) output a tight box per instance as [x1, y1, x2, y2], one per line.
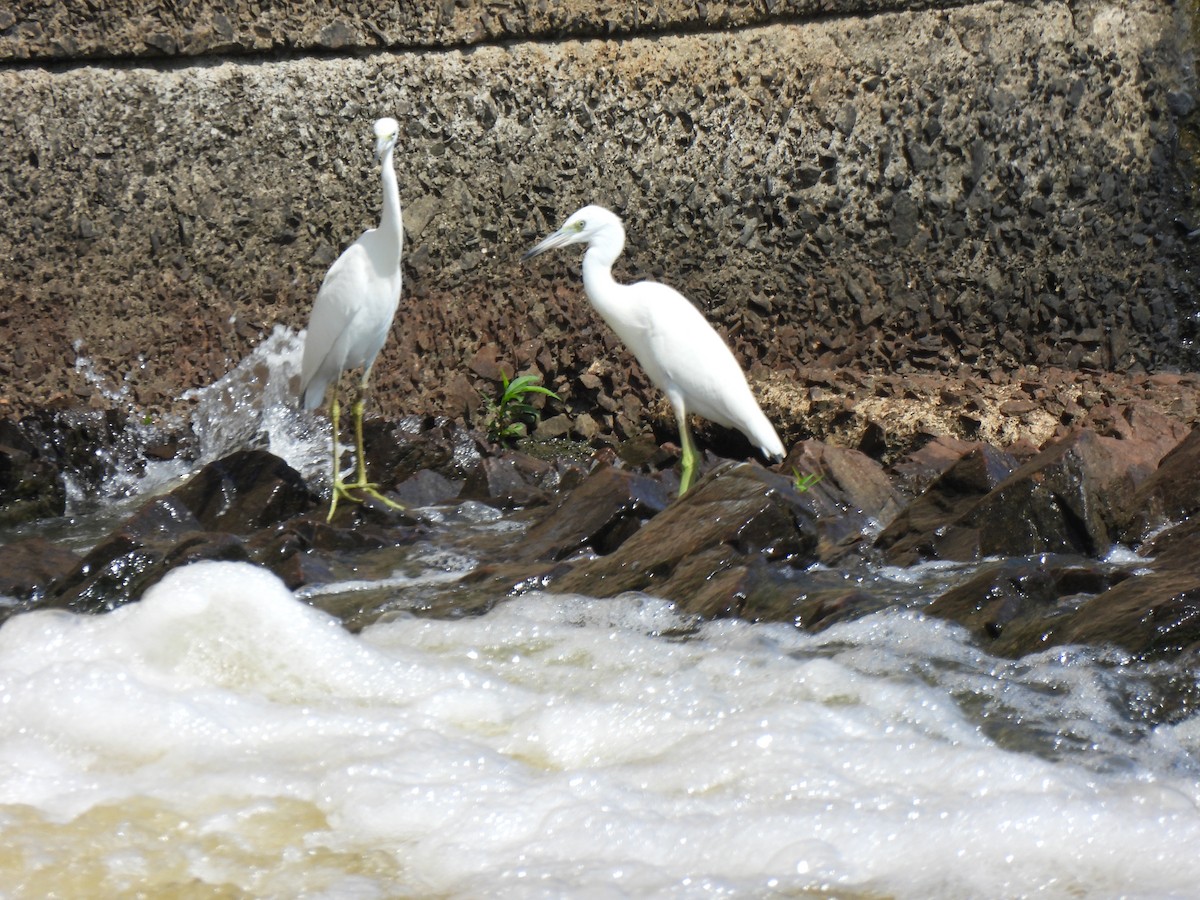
[327, 390, 372, 522]
[342, 390, 404, 511]
[676, 412, 699, 496]
[326, 392, 346, 522]
[325, 372, 404, 521]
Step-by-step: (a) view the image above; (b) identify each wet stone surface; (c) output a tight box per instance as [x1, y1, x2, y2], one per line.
[3, 398, 1200, 665]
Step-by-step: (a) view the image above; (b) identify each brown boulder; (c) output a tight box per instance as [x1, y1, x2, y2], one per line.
[1060, 564, 1200, 658]
[782, 440, 905, 552]
[888, 435, 979, 497]
[0, 435, 66, 527]
[875, 443, 1019, 565]
[43, 450, 316, 613]
[1117, 427, 1200, 544]
[0, 537, 81, 603]
[974, 426, 1179, 557]
[550, 463, 820, 617]
[171, 449, 317, 532]
[517, 465, 672, 562]
[924, 556, 1131, 656]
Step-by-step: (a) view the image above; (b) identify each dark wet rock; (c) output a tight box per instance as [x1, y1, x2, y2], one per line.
[366, 418, 595, 509]
[612, 436, 679, 473]
[875, 444, 1020, 565]
[925, 555, 1132, 656]
[0, 421, 66, 526]
[1061, 550, 1200, 658]
[391, 469, 464, 508]
[1139, 517, 1200, 565]
[48, 528, 252, 615]
[888, 435, 978, 497]
[793, 585, 890, 631]
[0, 460, 64, 526]
[0, 409, 152, 527]
[263, 547, 336, 593]
[18, 494, 205, 615]
[780, 440, 904, 558]
[0, 537, 81, 601]
[48, 535, 173, 614]
[170, 449, 317, 532]
[1117, 426, 1200, 543]
[550, 463, 821, 618]
[32, 450, 317, 613]
[959, 426, 1181, 559]
[882, 425, 1182, 564]
[5, 387, 1200, 665]
[117, 494, 206, 545]
[446, 559, 572, 613]
[460, 453, 557, 508]
[517, 464, 672, 562]
[365, 417, 481, 486]
[4, 409, 177, 505]
[161, 531, 253, 572]
[297, 510, 435, 600]
[246, 515, 425, 591]
[302, 518, 419, 554]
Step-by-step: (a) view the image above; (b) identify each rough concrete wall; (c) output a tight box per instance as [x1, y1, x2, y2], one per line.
[2, 0, 970, 61]
[0, 0, 1196, 442]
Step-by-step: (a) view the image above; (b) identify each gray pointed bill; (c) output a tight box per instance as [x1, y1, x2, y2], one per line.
[521, 226, 577, 261]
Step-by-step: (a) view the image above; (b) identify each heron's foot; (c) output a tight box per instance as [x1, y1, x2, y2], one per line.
[326, 478, 404, 521]
[350, 482, 406, 511]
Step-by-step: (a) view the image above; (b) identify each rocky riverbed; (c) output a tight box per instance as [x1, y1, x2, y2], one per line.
[3, 364, 1200, 690]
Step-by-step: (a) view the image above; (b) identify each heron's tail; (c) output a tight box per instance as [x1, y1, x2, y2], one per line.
[299, 373, 330, 411]
[744, 409, 785, 462]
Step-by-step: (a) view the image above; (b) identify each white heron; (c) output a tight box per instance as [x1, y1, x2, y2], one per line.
[299, 117, 405, 521]
[523, 205, 785, 494]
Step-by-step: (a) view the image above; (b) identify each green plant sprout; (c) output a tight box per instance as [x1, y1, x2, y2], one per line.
[791, 468, 824, 492]
[485, 373, 561, 444]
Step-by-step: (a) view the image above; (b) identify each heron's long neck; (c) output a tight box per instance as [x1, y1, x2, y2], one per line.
[378, 148, 402, 247]
[581, 230, 629, 325]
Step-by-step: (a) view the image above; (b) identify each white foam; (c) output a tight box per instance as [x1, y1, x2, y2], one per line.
[0, 560, 1197, 898]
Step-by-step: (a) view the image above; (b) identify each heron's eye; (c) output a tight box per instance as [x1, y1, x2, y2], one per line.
[573, 220, 586, 232]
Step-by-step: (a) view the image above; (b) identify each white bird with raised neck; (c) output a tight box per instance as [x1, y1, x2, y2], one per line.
[299, 116, 405, 520]
[523, 205, 785, 494]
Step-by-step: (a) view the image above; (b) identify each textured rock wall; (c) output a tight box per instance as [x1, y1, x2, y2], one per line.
[0, 0, 1196, 442]
[1, 0, 972, 61]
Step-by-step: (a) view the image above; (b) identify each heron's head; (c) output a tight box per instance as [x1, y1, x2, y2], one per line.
[522, 205, 624, 261]
[373, 117, 400, 161]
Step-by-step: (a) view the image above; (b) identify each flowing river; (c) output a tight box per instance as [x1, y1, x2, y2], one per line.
[1, 332, 1198, 898]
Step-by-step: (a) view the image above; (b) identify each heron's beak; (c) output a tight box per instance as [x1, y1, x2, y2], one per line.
[521, 227, 575, 261]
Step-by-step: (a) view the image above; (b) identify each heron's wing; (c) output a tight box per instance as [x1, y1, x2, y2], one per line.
[636, 282, 749, 415]
[299, 244, 370, 408]
[638, 281, 784, 459]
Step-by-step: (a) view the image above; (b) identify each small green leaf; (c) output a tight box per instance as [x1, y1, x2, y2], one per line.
[483, 371, 560, 446]
[791, 469, 824, 492]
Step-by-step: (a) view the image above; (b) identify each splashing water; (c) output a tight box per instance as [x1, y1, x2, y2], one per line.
[178, 324, 330, 484]
[65, 326, 331, 509]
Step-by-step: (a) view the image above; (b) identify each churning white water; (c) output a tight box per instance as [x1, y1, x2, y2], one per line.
[0, 558, 1198, 898]
[6, 333, 1197, 896]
